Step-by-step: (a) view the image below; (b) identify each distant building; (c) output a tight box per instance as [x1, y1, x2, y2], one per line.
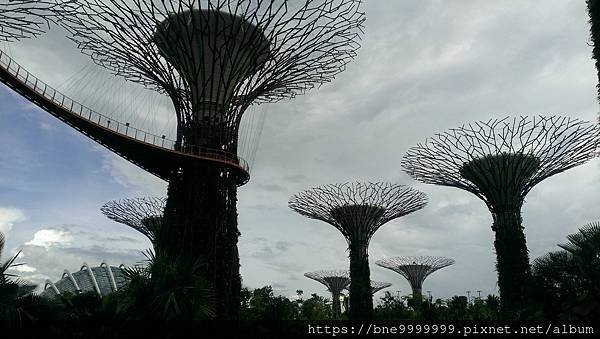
[41, 262, 128, 298]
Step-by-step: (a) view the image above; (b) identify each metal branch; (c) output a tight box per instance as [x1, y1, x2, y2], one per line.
[54, 0, 365, 154]
[304, 270, 351, 295]
[305, 269, 350, 318]
[289, 182, 428, 247]
[369, 280, 391, 294]
[376, 256, 455, 295]
[0, 0, 76, 41]
[401, 116, 600, 213]
[306, 269, 391, 295]
[101, 197, 166, 245]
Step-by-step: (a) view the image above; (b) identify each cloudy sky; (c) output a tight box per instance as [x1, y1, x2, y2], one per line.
[1, 0, 599, 303]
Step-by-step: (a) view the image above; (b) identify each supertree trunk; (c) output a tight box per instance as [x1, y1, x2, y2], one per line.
[348, 243, 373, 321]
[159, 164, 240, 319]
[331, 291, 342, 319]
[587, 0, 600, 101]
[411, 285, 423, 299]
[492, 209, 530, 319]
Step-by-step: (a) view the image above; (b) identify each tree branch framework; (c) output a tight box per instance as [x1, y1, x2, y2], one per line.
[369, 280, 391, 294]
[304, 270, 350, 319]
[51, 1, 365, 320]
[56, 0, 365, 158]
[0, 0, 80, 42]
[289, 182, 428, 248]
[291, 182, 427, 321]
[101, 197, 166, 246]
[400, 115, 600, 318]
[376, 256, 455, 296]
[401, 116, 600, 213]
[1, 1, 53, 41]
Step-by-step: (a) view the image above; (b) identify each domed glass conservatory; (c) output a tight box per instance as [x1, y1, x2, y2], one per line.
[41, 262, 128, 298]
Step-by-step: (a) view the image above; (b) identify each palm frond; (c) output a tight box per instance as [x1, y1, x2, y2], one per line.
[1, 250, 23, 284]
[559, 222, 600, 256]
[0, 232, 5, 261]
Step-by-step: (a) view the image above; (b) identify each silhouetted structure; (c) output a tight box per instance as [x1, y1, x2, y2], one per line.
[370, 280, 392, 294]
[101, 197, 166, 248]
[290, 182, 427, 320]
[376, 256, 455, 297]
[587, 0, 600, 101]
[41, 262, 127, 298]
[304, 270, 350, 319]
[401, 116, 600, 318]
[0, 0, 71, 41]
[49, 1, 364, 319]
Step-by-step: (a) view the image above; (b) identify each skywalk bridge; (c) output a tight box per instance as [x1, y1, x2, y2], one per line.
[0, 49, 250, 185]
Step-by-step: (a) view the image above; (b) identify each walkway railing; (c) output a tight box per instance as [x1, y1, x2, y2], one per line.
[0, 49, 249, 173]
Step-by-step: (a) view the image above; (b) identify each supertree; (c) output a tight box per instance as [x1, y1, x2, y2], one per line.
[290, 182, 428, 320]
[0, 0, 73, 41]
[101, 197, 166, 250]
[401, 116, 600, 318]
[370, 280, 392, 294]
[304, 270, 350, 319]
[375, 256, 454, 297]
[49, 0, 364, 319]
[587, 0, 600, 102]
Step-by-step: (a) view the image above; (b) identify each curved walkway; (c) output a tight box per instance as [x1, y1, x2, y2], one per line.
[0, 49, 250, 185]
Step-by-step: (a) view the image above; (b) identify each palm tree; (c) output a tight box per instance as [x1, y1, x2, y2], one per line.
[114, 250, 215, 320]
[531, 251, 579, 319]
[0, 232, 38, 321]
[558, 222, 600, 317]
[532, 222, 600, 319]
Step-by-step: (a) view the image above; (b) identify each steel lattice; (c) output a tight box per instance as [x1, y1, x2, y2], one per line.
[401, 116, 600, 213]
[101, 197, 166, 245]
[376, 256, 455, 294]
[53, 0, 365, 155]
[304, 270, 351, 294]
[369, 280, 391, 294]
[289, 182, 428, 247]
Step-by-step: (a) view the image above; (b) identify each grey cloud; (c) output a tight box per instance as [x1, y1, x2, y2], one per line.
[1, 0, 598, 300]
[270, 283, 288, 291]
[257, 183, 287, 193]
[283, 174, 308, 183]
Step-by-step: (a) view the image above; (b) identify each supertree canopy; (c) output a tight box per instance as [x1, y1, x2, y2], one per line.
[304, 270, 350, 319]
[369, 280, 391, 294]
[46, 0, 364, 320]
[0, 0, 69, 41]
[290, 182, 428, 320]
[101, 197, 166, 248]
[401, 115, 600, 318]
[376, 256, 455, 297]
[57, 0, 365, 159]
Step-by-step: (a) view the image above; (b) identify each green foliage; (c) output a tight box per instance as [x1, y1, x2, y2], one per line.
[0, 232, 40, 322]
[374, 292, 500, 321]
[231, 288, 504, 321]
[491, 211, 531, 319]
[299, 293, 331, 320]
[531, 222, 600, 320]
[55, 291, 116, 320]
[374, 292, 410, 320]
[348, 243, 373, 320]
[114, 250, 215, 320]
[240, 286, 298, 320]
[239, 287, 333, 320]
